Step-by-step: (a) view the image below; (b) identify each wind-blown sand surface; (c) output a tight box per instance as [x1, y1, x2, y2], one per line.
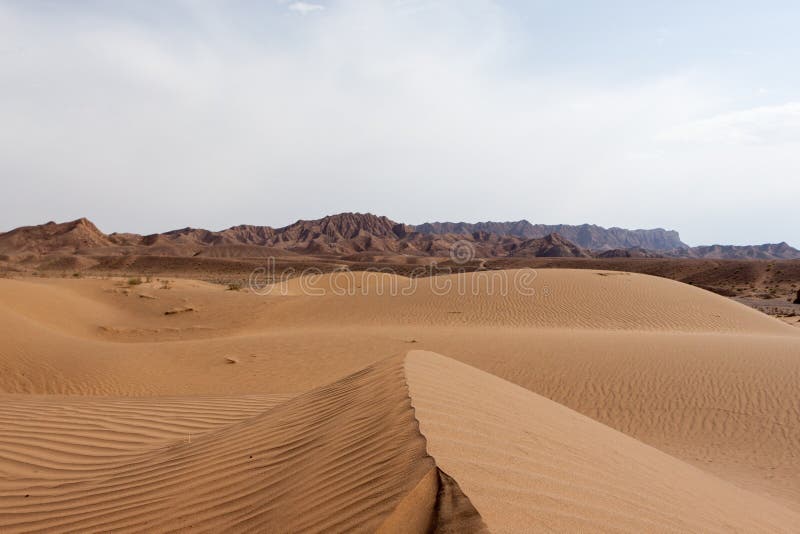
[1, 269, 799, 531]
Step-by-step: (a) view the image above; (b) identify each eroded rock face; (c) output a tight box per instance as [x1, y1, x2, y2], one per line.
[509, 233, 591, 258]
[0, 218, 113, 255]
[415, 220, 688, 251]
[685, 242, 800, 260]
[0, 214, 589, 259]
[3, 213, 798, 261]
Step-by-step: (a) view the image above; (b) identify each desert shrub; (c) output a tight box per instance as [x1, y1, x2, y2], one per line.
[227, 282, 242, 291]
[128, 277, 142, 286]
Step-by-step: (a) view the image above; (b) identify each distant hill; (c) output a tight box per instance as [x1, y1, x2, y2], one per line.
[597, 247, 664, 259]
[677, 242, 800, 260]
[0, 218, 113, 256]
[1, 213, 798, 263]
[0, 214, 583, 261]
[508, 233, 591, 258]
[416, 220, 687, 251]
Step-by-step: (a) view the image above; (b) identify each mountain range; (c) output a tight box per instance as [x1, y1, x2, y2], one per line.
[0, 213, 798, 262]
[416, 220, 686, 251]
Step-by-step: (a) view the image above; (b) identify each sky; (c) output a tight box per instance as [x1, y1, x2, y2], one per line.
[1, 1, 799, 246]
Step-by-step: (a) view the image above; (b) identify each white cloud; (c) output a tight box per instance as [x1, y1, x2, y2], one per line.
[659, 103, 800, 145]
[287, 2, 325, 15]
[0, 1, 797, 246]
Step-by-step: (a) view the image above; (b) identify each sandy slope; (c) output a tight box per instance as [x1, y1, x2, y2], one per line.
[0, 395, 290, 484]
[1, 269, 800, 530]
[1, 351, 798, 532]
[405, 350, 800, 533]
[0, 357, 484, 533]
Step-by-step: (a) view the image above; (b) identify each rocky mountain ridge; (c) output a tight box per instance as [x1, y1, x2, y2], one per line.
[1, 213, 798, 261]
[416, 220, 686, 251]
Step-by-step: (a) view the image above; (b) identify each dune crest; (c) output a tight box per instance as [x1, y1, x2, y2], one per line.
[404, 350, 800, 533]
[0, 356, 485, 533]
[2, 270, 800, 530]
[2, 351, 799, 532]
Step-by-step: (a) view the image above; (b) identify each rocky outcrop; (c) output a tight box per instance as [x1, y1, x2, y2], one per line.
[0, 218, 113, 256]
[2, 213, 797, 261]
[416, 220, 686, 251]
[679, 242, 800, 260]
[219, 225, 277, 245]
[597, 247, 664, 259]
[509, 233, 591, 258]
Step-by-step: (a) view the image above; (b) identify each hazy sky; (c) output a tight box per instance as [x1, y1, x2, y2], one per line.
[1, 1, 799, 246]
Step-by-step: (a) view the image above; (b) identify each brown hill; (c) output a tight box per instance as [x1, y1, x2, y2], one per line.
[0, 214, 585, 261]
[416, 220, 687, 250]
[2, 213, 798, 266]
[279, 212, 409, 241]
[509, 232, 591, 258]
[598, 246, 664, 258]
[157, 227, 231, 246]
[218, 224, 277, 245]
[0, 218, 113, 257]
[682, 242, 800, 260]
[266, 213, 411, 254]
[389, 230, 540, 259]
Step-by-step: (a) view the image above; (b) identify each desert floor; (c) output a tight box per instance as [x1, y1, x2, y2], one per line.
[1, 269, 799, 532]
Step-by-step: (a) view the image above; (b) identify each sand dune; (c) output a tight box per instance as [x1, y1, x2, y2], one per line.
[1, 269, 799, 530]
[260, 269, 794, 333]
[0, 395, 290, 484]
[4, 269, 791, 341]
[405, 350, 800, 532]
[0, 357, 483, 533]
[1, 351, 798, 532]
